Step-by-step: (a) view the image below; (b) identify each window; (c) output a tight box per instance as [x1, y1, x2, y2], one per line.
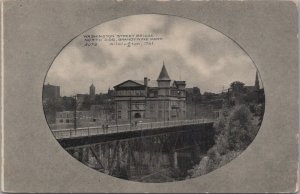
[165, 102, 169, 108]
[118, 111, 122, 119]
[118, 103, 122, 110]
[150, 102, 154, 109]
[135, 104, 139, 109]
[59, 119, 63, 123]
[134, 113, 141, 118]
[66, 119, 69, 123]
[158, 110, 162, 118]
[158, 101, 162, 109]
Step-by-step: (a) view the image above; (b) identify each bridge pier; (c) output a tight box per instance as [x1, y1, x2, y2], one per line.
[72, 148, 80, 161]
[82, 147, 89, 163]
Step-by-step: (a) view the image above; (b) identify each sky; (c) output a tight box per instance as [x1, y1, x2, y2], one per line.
[45, 14, 262, 96]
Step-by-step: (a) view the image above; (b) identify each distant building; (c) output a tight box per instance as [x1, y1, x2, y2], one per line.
[186, 87, 201, 103]
[56, 110, 93, 124]
[43, 83, 60, 100]
[90, 84, 95, 101]
[113, 63, 186, 123]
[77, 94, 89, 101]
[90, 104, 115, 123]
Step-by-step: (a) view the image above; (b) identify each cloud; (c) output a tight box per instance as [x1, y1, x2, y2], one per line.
[188, 32, 242, 65]
[149, 16, 176, 35]
[46, 14, 259, 96]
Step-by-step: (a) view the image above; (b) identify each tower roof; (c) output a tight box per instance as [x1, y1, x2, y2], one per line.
[157, 63, 171, 81]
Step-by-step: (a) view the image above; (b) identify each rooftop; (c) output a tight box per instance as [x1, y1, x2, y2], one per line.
[157, 63, 171, 81]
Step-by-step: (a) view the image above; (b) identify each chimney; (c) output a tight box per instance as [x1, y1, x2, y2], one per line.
[144, 77, 148, 86]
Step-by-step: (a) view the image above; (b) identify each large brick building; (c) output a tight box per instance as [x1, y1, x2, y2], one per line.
[113, 63, 186, 123]
[43, 83, 60, 100]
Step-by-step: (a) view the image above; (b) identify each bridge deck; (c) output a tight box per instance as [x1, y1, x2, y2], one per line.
[52, 119, 214, 140]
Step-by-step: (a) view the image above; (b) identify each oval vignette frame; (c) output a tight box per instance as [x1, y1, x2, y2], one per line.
[42, 14, 265, 183]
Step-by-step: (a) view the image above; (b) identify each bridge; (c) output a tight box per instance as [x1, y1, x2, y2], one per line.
[55, 119, 216, 181]
[52, 119, 215, 148]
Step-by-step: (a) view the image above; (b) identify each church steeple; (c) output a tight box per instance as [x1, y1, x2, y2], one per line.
[255, 71, 260, 90]
[157, 62, 171, 81]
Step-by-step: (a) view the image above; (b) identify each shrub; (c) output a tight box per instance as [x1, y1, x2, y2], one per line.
[187, 104, 260, 178]
[227, 105, 256, 151]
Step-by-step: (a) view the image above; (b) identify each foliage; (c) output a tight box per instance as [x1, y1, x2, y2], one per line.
[187, 104, 260, 178]
[227, 105, 256, 151]
[230, 81, 245, 90]
[202, 92, 218, 101]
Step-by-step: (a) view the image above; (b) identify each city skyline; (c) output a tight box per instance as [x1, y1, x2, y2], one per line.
[45, 64, 261, 97]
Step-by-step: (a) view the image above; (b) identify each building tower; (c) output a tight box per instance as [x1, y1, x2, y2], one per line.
[157, 62, 171, 96]
[90, 83, 95, 101]
[43, 83, 60, 100]
[255, 71, 260, 90]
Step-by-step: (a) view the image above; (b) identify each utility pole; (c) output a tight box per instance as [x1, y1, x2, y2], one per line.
[129, 96, 132, 130]
[105, 102, 108, 124]
[73, 95, 77, 131]
[194, 97, 196, 119]
[115, 101, 118, 131]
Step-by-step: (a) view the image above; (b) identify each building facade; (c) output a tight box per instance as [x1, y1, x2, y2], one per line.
[113, 63, 186, 123]
[56, 110, 93, 124]
[43, 83, 60, 100]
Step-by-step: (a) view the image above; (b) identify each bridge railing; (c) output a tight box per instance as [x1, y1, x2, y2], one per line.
[52, 118, 214, 139]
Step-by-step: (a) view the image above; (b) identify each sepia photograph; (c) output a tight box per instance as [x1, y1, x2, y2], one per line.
[42, 14, 265, 183]
[2, 0, 298, 192]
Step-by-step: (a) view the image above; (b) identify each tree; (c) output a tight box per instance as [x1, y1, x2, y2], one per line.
[230, 81, 245, 93]
[227, 105, 256, 151]
[202, 92, 216, 101]
[187, 105, 259, 178]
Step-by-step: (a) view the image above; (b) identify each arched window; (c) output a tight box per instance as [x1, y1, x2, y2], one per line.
[134, 113, 141, 118]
